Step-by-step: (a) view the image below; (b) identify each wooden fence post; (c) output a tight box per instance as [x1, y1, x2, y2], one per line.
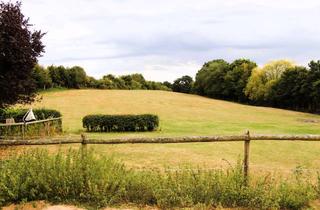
[244, 130, 250, 185]
[81, 133, 88, 164]
[22, 123, 25, 140]
[81, 133, 87, 149]
[80, 133, 88, 188]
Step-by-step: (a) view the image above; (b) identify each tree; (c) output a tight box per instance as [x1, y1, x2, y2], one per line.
[307, 60, 320, 112]
[32, 64, 52, 90]
[145, 81, 170, 90]
[99, 75, 114, 89]
[172, 75, 193, 93]
[272, 66, 310, 110]
[68, 66, 87, 88]
[245, 60, 294, 104]
[224, 59, 257, 102]
[86, 76, 99, 88]
[194, 59, 230, 98]
[162, 81, 172, 89]
[48, 65, 62, 87]
[131, 73, 147, 88]
[0, 2, 45, 108]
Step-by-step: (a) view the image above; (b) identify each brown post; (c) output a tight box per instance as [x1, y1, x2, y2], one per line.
[81, 133, 87, 148]
[22, 124, 25, 140]
[81, 133, 88, 162]
[81, 133, 88, 188]
[244, 130, 250, 185]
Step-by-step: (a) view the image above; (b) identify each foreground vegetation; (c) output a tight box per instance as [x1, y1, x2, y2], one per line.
[0, 148, 318, 209]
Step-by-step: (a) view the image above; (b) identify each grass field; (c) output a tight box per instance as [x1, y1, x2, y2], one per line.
[13, 89, 320, 172]
[32, 89, 320, 135]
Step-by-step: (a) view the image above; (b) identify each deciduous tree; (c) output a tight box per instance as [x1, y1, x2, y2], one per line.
[172, 75, 194, 93]
[0, 1, 45, 108]
[245, 60, 294, 104]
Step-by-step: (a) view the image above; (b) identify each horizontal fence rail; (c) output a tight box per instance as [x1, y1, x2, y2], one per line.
[2, 131, 320, 185]
[1, 134, 320, 146]
[0, 117, 63, 139]
[0, 117, 62, 127]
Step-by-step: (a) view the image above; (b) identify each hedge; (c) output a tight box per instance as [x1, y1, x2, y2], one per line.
[0, 108, 61, 123]
[83, 114, 159, 132]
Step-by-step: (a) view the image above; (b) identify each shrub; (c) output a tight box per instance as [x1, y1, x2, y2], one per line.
[0, 148, 316, 209]
[82, 114, 159, 132]
[0, 108, 61, 123]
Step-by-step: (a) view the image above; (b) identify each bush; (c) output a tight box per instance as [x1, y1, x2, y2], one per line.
[82, 114, 159, 132]
[0, 148, 316, 209]
[0, 108, 61, 123]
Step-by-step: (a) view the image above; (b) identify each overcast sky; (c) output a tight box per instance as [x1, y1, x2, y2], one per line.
[18, 0, 320, 82]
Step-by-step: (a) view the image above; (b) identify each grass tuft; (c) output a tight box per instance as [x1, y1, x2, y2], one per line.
[0, 148, 318, 209]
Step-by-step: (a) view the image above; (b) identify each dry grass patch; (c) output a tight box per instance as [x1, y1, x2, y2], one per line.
[29, 89, 320, 136]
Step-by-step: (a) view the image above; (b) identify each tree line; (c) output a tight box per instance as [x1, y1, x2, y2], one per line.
[33, 59, 320, 113]
[32, 65, 171, 91]
[172, 59, 320, 113]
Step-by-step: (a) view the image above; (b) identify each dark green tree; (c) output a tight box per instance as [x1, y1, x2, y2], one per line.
[0, 1, 45, 108]
[307, 60, 320, 112]
[68, 66, 87, 88]
[272, 66, 310, 110]
[194, 59, 229, 98]
[224, 59, 257, 102]
[172, 75, 193, 93]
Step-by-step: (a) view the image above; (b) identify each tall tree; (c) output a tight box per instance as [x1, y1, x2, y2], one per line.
[0, 2, 45, 108]
[68, 66, 87, 88]
[194, 59, 230, 98]
[272, 66, 310, 110]
[172, 75, 193, 93]
[224, 59, 257, 102]
[307, 60, 320, 112]
[245, 60, 294, 104]
[32, 64, 52, 90]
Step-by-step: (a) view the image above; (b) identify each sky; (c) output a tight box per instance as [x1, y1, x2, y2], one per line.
[17, 0, 320, 82]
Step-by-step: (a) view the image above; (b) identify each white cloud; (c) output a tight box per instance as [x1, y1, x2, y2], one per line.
[13, 0, 320, 81]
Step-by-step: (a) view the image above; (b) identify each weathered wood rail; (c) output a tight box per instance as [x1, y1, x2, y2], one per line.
[3, 134, 320, 145]
[2, 131, 320, 184]
[0, 117, 62, 139]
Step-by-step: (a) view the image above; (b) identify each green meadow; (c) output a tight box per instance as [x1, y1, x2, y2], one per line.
[19, 89, 320, 172]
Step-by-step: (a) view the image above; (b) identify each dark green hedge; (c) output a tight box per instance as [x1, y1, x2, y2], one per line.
[0, 108, 62, 123]
[83, 114, 159, 132]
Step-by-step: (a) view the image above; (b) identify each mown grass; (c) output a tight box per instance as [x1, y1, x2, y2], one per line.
[30, 89, 320, 136]
[0, 148, 318, 209]
[16, 89, 320, 172]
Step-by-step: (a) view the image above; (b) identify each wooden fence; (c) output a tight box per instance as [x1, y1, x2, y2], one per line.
[1, 131, 320, 183]
[0, 117, 62, 139]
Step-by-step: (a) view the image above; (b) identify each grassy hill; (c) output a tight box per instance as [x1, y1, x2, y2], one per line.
[26, 89, 320, 171]
[32, 89, 320, 136]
